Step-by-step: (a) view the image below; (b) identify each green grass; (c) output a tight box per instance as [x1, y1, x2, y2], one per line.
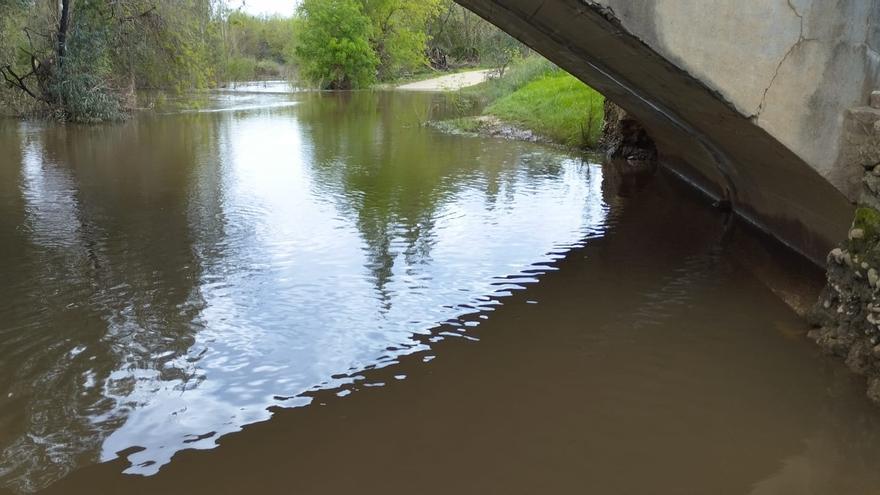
[485, 71, 604, 148]
[463, 56, 557, 101]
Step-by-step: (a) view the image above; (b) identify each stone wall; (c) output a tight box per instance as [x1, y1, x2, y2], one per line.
[811, 93, 880, 404]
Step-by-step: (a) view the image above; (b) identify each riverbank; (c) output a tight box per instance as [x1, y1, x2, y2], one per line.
[429, 115, 560, 147]
[430, 58, 606, 150]
[396, 69, 495, 91]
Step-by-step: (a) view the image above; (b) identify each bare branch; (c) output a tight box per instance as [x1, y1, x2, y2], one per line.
[0, 65, 44, 102]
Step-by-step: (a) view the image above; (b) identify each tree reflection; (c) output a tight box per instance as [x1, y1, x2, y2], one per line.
[0, 116, 213, 493]
[0, 91, 603, 494]
[296, 91, 570, 300]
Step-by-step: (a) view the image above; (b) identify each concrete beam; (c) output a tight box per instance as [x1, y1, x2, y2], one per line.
[456, 0, 867, 263]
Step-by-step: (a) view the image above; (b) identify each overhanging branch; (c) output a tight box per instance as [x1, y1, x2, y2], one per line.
[1, 65, 44, 102]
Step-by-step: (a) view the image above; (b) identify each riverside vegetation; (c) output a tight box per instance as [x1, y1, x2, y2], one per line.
[435, 56, 605, 149]
[0, 0, 602, 152]
[0, 0, 296, 121]
[0, 0, 526, 121]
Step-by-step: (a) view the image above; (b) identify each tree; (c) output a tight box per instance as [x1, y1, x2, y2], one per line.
[482, 29, 521, 78]
[0, 0, 32, 113]
[294, 0, 378, 89]
[359, 0, 442, 80]
[0, 0, 125, 121]
[120, 0, 220, 93]
[294, 0, 450, 86]
[0, 0, 222, 121]
[217, 11, 297, 82]
[426, 0, 526, 70]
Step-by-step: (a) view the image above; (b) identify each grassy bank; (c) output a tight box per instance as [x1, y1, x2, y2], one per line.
[455, 57, 605, 148]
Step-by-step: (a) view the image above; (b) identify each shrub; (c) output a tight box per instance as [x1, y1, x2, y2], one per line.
[225, 56, 258, 82]
[255, 59, 284, 78]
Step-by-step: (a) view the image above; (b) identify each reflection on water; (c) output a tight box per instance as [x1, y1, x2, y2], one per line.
[0, 91, 604, 492]
[217, 80, 300, 94]
[2, 89, 880, 495]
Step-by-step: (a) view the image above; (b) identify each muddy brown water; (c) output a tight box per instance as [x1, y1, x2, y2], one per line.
[1, 90, 880, 494]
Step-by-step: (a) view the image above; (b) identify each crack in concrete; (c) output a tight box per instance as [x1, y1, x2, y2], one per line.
[754, 40, 807, 119]
[787, 0, 804, 33]
[753, 0, 811, 119]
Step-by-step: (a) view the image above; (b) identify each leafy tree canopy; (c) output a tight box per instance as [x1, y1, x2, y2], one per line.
[360, 0, 442, 80]
[294, 0, 378, 89]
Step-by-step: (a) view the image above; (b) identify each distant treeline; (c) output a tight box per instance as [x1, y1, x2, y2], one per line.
[220, 11, 296, 82]
[0, 0, 525, 121]
[295, 0, 526, 89]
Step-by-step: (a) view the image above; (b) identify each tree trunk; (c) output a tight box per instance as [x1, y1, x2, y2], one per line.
[57, 0, 71, 65]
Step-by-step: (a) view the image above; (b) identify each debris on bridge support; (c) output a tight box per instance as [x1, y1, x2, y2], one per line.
[600, 100, 658, 197]
[599, 100, 656, 162]
[810, 98, 880, 404]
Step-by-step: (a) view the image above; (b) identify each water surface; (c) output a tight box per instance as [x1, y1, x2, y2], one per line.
[0, 90, 879, 494]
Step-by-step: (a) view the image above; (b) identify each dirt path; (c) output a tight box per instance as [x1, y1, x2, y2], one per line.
[396, 69, 494, 91]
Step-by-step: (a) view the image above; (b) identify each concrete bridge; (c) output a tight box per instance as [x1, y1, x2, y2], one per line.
[456, 0, 880, 263]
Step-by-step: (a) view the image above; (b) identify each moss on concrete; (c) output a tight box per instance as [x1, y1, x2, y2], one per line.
[853, 206, 880, 239]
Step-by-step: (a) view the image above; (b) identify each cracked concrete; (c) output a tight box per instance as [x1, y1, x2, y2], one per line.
[456, 0, 880, 263]
[455, 0, 878, 262]
[495, 0, 880, 195]
[755, 37, 813, 119]
[753, 0, 812, 118]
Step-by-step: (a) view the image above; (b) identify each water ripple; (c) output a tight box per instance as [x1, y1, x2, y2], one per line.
[0, 91, 609, 492]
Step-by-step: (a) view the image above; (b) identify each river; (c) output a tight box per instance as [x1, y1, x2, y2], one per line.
[1, 88, 880, 494]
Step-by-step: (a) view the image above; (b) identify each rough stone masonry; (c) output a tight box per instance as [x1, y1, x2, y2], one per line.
[810, 91, 880, 404]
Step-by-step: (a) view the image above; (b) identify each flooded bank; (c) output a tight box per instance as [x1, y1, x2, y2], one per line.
[1, 90, 879, 494]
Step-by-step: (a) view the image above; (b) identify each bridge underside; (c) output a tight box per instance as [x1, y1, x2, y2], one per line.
[456, 0, 857, 264]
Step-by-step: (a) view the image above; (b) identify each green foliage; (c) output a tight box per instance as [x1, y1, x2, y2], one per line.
[854, 207, 880, 236]
[295, 0, 462, 85]
[219, 11, 296, 82]
[295, 0, 378, 89]
[48, 0, 123, 122]
[481, 29, 521, 77]
[135, 1, 219, 92]
[225, 56, 258, 82]
[466, 56, 558, 102]
[486, 70, 605, 148]
[2, 0, 526, 116]
[426, 0, 527, 68]
[0, 0, 32, 115]
[850, 206, 880, 254]
[360, 0, 442, 80]
[0, 0, 529, 119]
[0, 1, 26, 67]
[255, 59, 284, 77]
[0, 0, 224, 121]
